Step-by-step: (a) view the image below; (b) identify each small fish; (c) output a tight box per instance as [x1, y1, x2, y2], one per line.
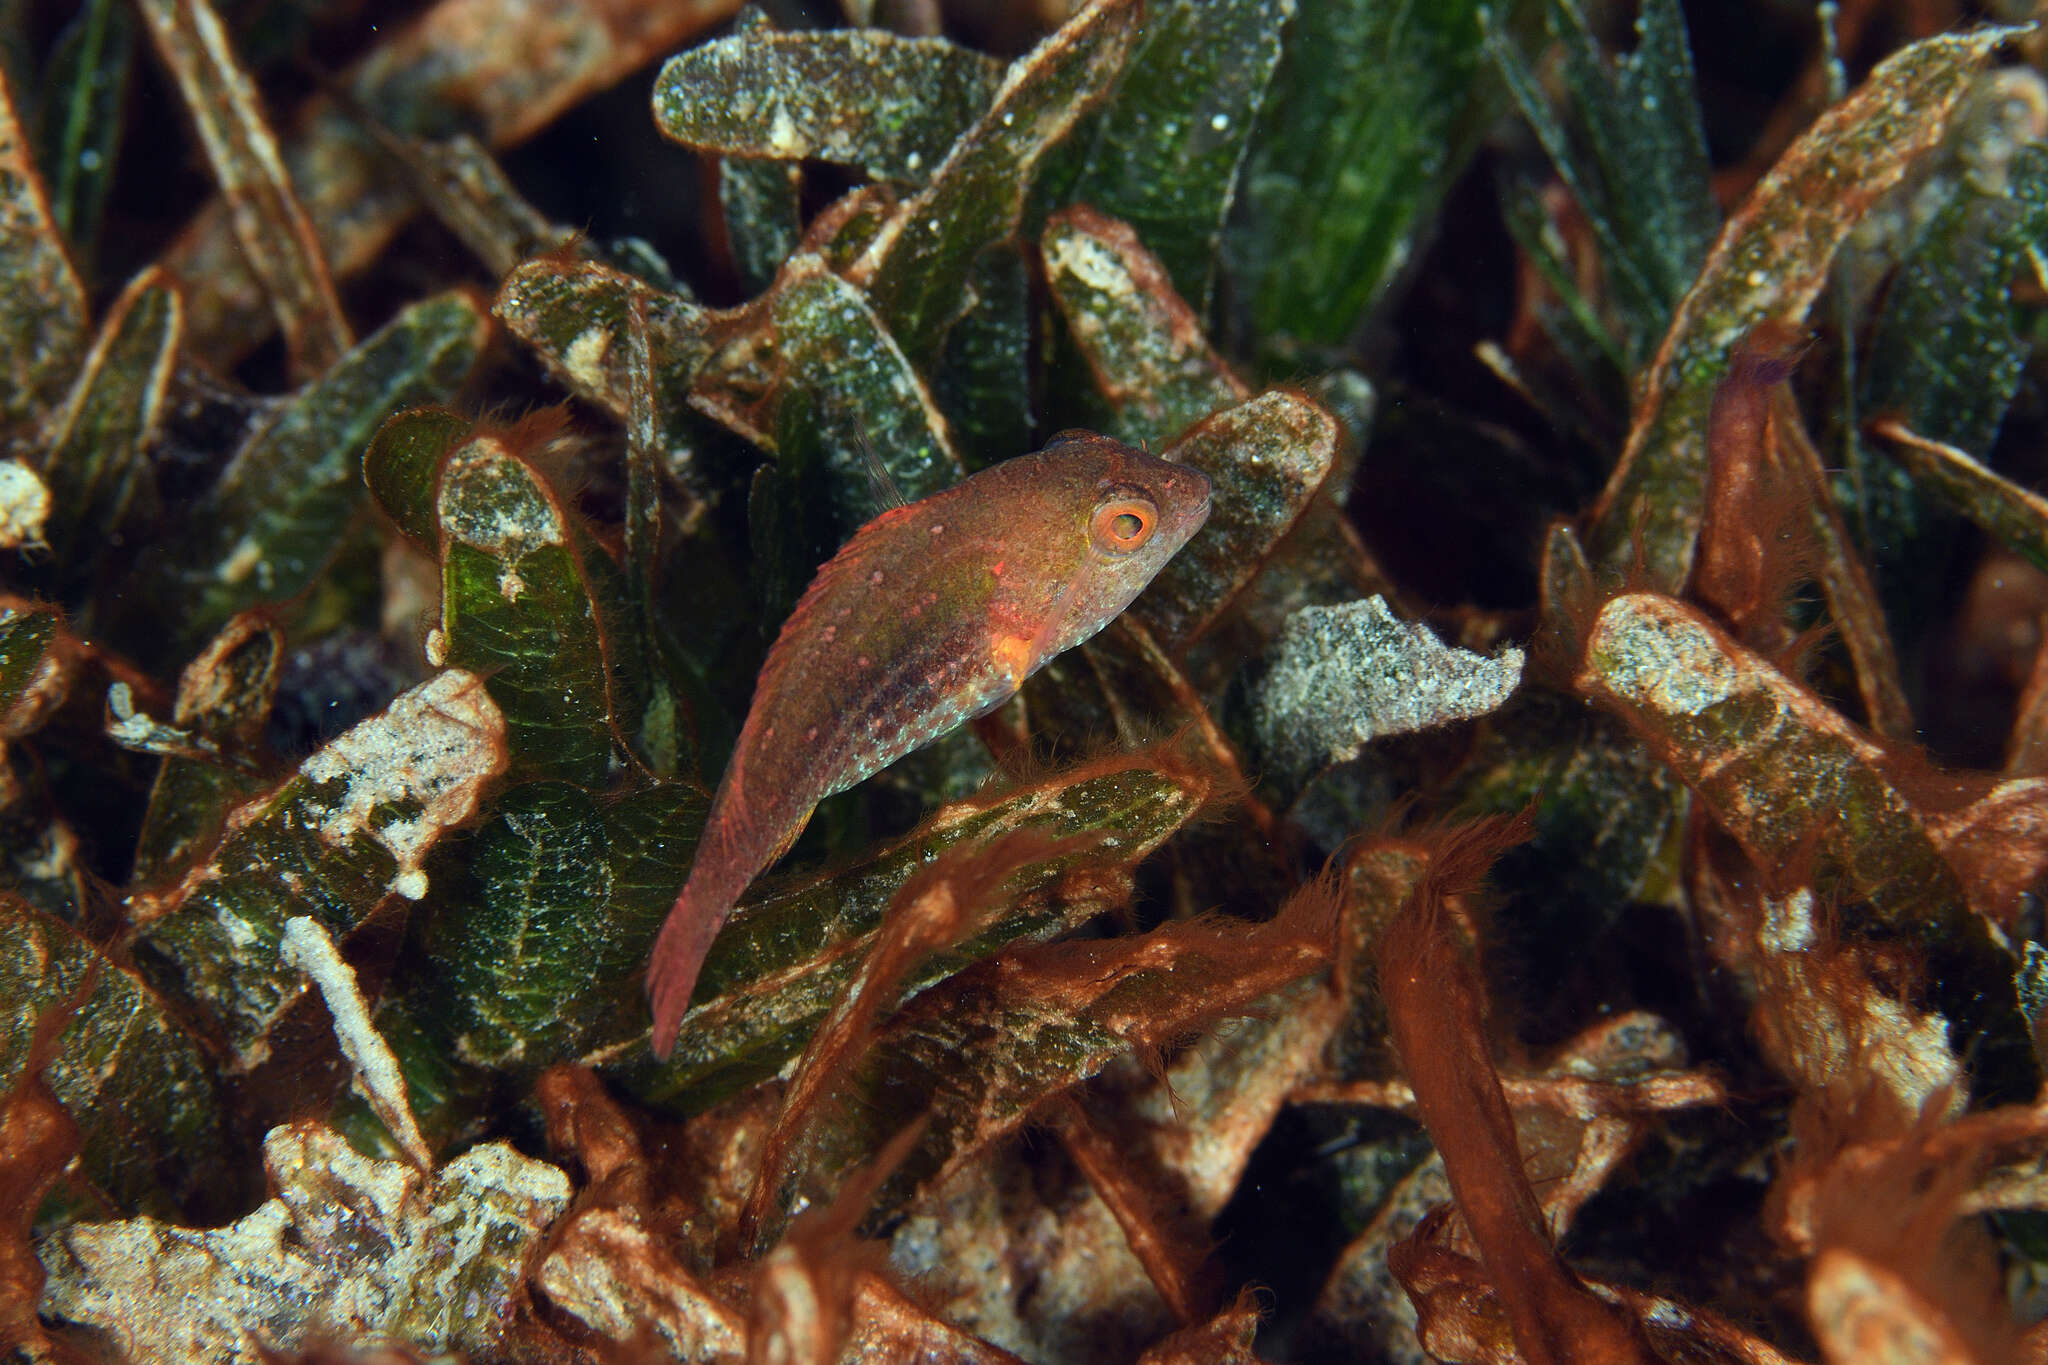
[647, 431, 1212, 1057]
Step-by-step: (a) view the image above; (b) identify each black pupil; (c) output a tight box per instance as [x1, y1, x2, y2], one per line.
[1111, 512, 1144, 540]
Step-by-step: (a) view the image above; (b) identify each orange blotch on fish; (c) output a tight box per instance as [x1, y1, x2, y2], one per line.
[991, 634, 1034, 688]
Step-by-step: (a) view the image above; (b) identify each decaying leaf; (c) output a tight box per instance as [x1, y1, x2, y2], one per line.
[134, 670, 506, 1067]
[788, 865, 1335, 1230]
[131, 611, 281, 882]
[37, 1122, 571, 1362]
[159, 0, 745, 363]
[1874, 417, 2048, 577]
[1252, 596, 1524, 791]
[133, 0, 350, 379]
[537, 1202, 748, 1359]
[1577, 591, 2037, 1101]
[493, 258, 713, 453]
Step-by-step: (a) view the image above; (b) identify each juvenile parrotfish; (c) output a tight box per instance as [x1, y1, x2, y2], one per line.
[647, 431, 1212, 1057]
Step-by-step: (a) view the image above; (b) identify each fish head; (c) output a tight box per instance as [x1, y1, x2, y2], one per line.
[1010, 430, 1212, 654]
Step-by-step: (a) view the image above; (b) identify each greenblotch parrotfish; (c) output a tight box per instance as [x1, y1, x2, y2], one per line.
[647, 431, 1212, 1057]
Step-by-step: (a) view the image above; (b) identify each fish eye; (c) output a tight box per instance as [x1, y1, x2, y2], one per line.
[1090, 496, 1157, 554]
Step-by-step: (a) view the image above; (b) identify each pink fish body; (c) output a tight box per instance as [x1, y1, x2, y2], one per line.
[647, 432, 1211, 1056]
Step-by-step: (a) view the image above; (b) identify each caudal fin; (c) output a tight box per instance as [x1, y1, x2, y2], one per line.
[647, 880, 730, 1059]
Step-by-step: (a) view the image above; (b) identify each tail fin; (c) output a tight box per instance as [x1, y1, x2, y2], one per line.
[646, 805, 812, 1058]
[647, 877, 731, 1059]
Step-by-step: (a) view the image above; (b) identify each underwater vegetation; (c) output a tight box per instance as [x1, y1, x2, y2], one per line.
[5, 0, 2048, 1360]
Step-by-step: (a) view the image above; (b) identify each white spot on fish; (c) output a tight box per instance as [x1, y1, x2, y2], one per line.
[870, 570, 885, 585]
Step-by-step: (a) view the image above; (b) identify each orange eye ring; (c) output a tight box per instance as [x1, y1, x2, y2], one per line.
[1090, 497, 1157, 554]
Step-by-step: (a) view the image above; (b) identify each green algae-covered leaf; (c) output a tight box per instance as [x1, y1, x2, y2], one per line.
[160, 292, 487, 655]
[494, 257, 711, 449]
[132, 614, 283, 884]
[1446, 687, 1686, 965]
[855, 0, 1141, 361]
[0, 599, 60, 732]
[0, 898, 222, 1213]
[1043, 205, 1247, 446]
[1586, 27, 2017, 588]
[602, 747, 1213, 1115]
[34, 0, 132, 275]
[0, 64, 88, 433]
[1060, 0, 1287, 311]
[426, 781, 706, 1070]
[1137, 389, 1337, 651]
[1486, 0, 1716, 369]
[363, 406, 470, 550]
[1859, 143, 2048, 626]
[133, 0, 350, 379]
[770, 252, 964, 531]
[1865, 145, 2048, 460]
[933, 246, 1032, 466]
[720, 155, 803, 296]
[653, 28, 1002, 184]
[1875, 420, 2048, 578]
[38, 267, 179, 578]
[1576, 591, 2038, 1102]
[436, 435, 615, 788]
[1236, 0, 1491, 345]
[37, 1122, 572, 1363]
[745, 251, 967, 617]
[135, 671, 506, 1068]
